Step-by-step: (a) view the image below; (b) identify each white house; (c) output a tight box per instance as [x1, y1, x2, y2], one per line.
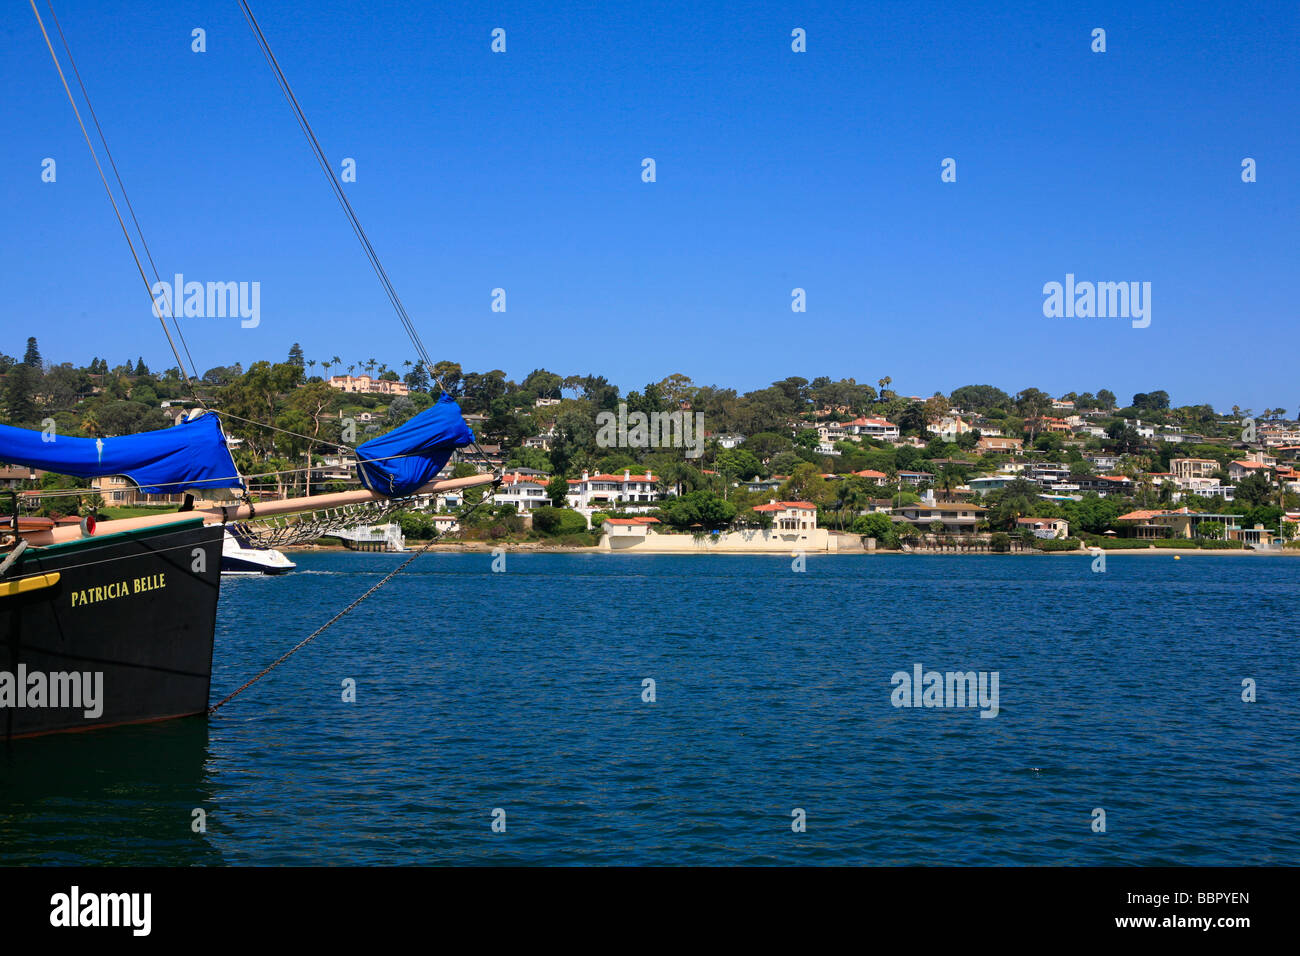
[1016, 516, 1069, 539]
[928, 416, 972, 441]
[752, 500, 818, 531]
[1229, 459, 1271, 482]
[844, 417, 900, 441]
[493, 472, 552, 511]
[1086, 453, 1122, 471]
[567, 469, 661, 509]
[430, 513, 460, 535]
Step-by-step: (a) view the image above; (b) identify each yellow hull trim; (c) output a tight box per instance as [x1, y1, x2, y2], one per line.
[0, 571, 61, 598]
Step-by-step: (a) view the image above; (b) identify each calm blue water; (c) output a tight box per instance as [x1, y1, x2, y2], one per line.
[2, 552, 1298, 865]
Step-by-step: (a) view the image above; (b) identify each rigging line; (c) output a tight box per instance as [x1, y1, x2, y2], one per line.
[233, 0, 442, 386]
[44, 0, 205, 402]
[237, 0, 500, 476]
[213, 410, 356, 451]
[207, 484, 501, 714]
[28, 0, 200, 401]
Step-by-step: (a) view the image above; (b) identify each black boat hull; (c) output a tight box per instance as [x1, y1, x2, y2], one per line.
[1, 519, 223, 740]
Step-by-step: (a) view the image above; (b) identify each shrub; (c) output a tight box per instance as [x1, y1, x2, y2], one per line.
[396, 511, 435, 539]
[532, 506, 588, 536]
[1035, 537, 1082, 551]
[1152, 538, 1242, 550]
[851, 511, 895, 544]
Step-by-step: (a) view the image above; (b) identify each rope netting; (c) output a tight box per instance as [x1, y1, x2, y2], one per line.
[230, 498, 419, 548]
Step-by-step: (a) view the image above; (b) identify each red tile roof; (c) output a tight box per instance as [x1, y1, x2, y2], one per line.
[1116, 509, 1163, 521]
[753, 501, 817, 512]
[567, 472, 659, 484]
[499, 473, 549, 487]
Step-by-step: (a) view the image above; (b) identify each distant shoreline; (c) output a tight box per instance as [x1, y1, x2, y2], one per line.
[285, 541, 1300, 556]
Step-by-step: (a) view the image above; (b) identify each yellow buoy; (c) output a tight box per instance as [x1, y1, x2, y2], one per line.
[1174, 555, 1181, 560]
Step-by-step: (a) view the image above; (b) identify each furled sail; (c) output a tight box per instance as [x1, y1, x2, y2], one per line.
[0, 411, 242, 494]
[354, 394, 475, 497]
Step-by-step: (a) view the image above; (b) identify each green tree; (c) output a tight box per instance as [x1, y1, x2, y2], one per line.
[793, 428, 820, 450]
[987, 478, 1040, 530]
[716, 447, 762, 483]
[546, 472, 569, 507]
[949, 384, 1011, 414]
[1, 362, 39, 424]
[1235, 472, 1273, 508]
[657, 490, 737, 530]
[851, 510, 894, 544]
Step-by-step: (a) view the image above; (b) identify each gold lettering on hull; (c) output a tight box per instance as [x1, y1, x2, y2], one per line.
[70, 573, 166, 608]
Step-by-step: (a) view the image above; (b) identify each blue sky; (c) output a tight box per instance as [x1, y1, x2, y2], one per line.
[2, 0, 1296, 412]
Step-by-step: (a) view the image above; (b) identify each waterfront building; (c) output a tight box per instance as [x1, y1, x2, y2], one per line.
[1016, 516, 1070, 539]
[752, 500, 819, 531]
[892, 501, 988, 534]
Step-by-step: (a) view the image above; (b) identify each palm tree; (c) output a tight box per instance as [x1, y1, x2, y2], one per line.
[840, 478, 872, 530]
[656, 461, 699, 498]
[938, 463, 965, 501]
[1158, 479, 1176, 505]
[1136, 473, 1155, 507]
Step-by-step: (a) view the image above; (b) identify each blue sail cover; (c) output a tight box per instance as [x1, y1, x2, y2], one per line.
[355, 394, 475, 496]
[0, 412, 242, 494]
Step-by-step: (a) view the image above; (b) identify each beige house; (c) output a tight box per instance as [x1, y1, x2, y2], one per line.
[976, 436, 1023, 454]
[328, 374, 410, 396]
[1229, 524, 1275, 547]
[90, 475, 186, 507]
[1170, 458, 1219, 481]
[928, 417, 973, 441]
[1115, 507, 1240, 539]
[1229, 459, 1271, 482]
[600, 512, 835, 552]
[0, 465, 41, 489]
[893, 501, 987, 534]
